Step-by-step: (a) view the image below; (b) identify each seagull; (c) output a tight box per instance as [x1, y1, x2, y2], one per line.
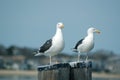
[72, 27, 100, 61]
[35, 22, 65, 65]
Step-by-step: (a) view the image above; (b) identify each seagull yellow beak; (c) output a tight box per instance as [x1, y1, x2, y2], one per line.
[61, 24, 64, 29]
[95, 30, 101, 34]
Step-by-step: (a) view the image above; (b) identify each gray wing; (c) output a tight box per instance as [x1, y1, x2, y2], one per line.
[39, 39, 52, 53]
[74, 38, 84, 49]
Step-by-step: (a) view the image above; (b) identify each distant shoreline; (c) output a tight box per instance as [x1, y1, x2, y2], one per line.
[0, 70, 120, 78]
[92, 72, 120, 78]
[0, 70, 37, 76]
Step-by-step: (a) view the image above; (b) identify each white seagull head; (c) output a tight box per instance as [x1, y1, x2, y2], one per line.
[57, 22, 64, 29]
[87, 27, 101, 34]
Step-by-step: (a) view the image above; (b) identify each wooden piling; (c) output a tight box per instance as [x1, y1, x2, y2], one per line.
[38, 61, 92, 80]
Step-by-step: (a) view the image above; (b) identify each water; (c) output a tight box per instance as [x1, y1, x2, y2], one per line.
[93, 77, 120, 80]
[0, 75, 37, 80]
[0, 75, 120, 80]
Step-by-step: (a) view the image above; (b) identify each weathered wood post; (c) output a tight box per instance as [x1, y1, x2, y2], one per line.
[38, 63, 70, 80]
[37, 61, 92, 80]
[69, 61, 92, 80]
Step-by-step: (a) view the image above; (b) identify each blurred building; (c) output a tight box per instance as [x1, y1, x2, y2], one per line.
[105, 56, 120, 73]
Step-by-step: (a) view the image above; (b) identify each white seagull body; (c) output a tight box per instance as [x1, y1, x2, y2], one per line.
[73, 27, 100, 61]
[35, 22, 64, 65]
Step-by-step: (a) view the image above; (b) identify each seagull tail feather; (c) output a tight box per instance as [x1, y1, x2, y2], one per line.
[33, 50, 43, 56]
[34, 52, 43, 56]
[72, 48, 78, 52]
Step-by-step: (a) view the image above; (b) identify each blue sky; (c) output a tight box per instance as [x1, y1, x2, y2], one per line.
[0, 0, 120, 54]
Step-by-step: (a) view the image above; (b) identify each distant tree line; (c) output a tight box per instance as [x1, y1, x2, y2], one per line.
[0, 44, 118, 60]
[0, 44, 35, 58]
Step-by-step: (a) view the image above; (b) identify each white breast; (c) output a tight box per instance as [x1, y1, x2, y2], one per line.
[78, 37, 94, 53]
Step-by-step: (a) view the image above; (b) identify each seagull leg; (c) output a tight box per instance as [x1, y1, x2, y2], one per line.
[50, 55, 52, 65]
[78, 52, 81, 62]
[86, 53, 88, 61]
